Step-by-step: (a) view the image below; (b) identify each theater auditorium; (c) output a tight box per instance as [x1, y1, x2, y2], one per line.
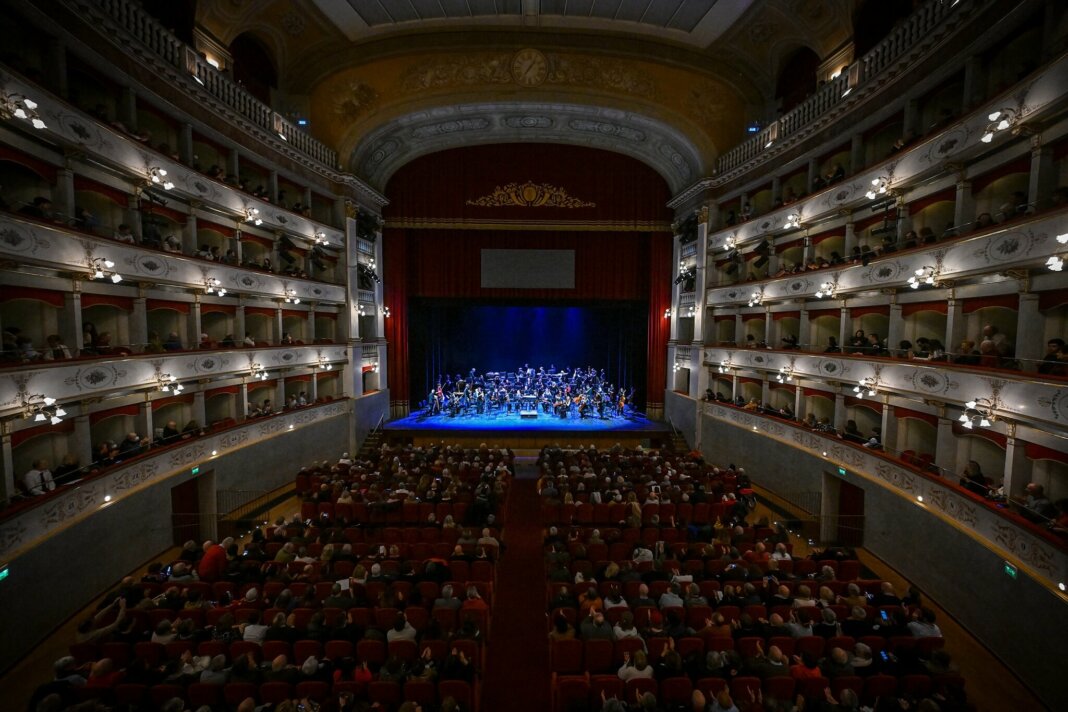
[0, 1, 1065, 711]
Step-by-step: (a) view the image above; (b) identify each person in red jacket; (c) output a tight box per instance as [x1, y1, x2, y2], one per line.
[197, 539, 228, 582]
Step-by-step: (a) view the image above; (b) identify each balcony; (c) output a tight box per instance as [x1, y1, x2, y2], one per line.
[0, 213, 347, 304]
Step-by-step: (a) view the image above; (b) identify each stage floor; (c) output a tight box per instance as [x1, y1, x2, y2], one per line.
[385, 409, 663, 433]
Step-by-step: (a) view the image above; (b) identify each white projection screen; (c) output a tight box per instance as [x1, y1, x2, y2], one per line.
[480, 249, 575, 289]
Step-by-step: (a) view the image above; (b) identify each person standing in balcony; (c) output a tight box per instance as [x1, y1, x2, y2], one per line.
[23, 459, 55, 496]
[112, 223, 136, 244]
[42, 334, 72, 360]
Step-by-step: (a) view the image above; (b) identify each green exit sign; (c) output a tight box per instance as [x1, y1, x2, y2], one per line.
[1003, 562, 1017, 579]
[837, 467, 847, 476]
[0, 565, 8, 582]
[191, 466, 200, 476]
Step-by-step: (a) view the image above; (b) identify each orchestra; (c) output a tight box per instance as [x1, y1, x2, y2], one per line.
[423, 365, 635, 420]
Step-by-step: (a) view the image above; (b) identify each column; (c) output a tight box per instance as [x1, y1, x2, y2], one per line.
[310, 370, 319, 401]
[934, 414, 957, 477]
[691, 215, 709, 345]
[887, 301, 903, 354]
[666, 342, 678, 391]
[131, 291, 148, 351]
[896, 197, 911, 243]
[307, 305, 317, 343]
[234, 230, 244, 263]
[55, 167, 76, 223]
[763, 308, 773, 346]
[125, 194, 142, 237]
[183, 212, 199, 254]
[304, 187, 314, 213]
[1028, 138, 1054, 211]
[269, 170, 279, 203]
[334, 197, 348, 229]
[1002, 435, 1031, 499]
[944, 297, 964, 355]
[833, 389, 847, 431]
[692, 353, 709, 401]
[238, 383, 249, 419]
[961, 56, 984, 111]
[235, 303, 246, 345]
[275, 376, 286, 410]
[189, 297, 203, 345]
[902, 98, 920, 139]
[46, 39, 68, 100]
[953, 178, 974, 230]
[1015, 293, 1042, 371]
[794, 385, 804, 422]
[178, 123, 194, 166]
[734, 314, 745, 347]
[193, 391, 206, 427]
[807, 158, 820, 194]
[731, 373, 739, 402]
[1, 431, 13, 505]
[136, 401, 153, 443]
[838, 305, 852, 353]
[73, 414, 92, 472]
[119, 86, 138, 133]
[843, 216, 857, 255]
[760, 375, 770, 407]
[771, 176, 782, 205]
[849, 133, 865, 174]
[798, 307, 810, 351]
[881, 402, 899, 454]
[62, 290, 84, 353]
[228, 148, 240, 181]
[669, 236, 682, 342]
[801, 235, 813, 265]
[376, 342, 389, 392]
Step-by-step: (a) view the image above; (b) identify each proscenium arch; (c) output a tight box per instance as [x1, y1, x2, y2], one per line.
[350, 102, 707, 195]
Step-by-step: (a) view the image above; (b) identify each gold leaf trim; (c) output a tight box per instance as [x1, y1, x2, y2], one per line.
[466, 181, 596, 209]
[386, 217, 671, 232]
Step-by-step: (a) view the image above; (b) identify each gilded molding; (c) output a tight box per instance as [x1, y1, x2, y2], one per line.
[466, 181, 595, 209]
[386, 218, 671, 232]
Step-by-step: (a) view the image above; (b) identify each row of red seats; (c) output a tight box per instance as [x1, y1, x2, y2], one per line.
[547, 577, 880, 606]
[70, 637, 483, 671]
[541, 501, 740, 526]
[84, 678, 476, 711]
[549, 636, 945, 675]
[551, 673, 963, 712]
[299, 499, 472, 526]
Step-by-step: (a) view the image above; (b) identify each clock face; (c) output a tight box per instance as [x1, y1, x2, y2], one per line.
[511, 49, 548, 86]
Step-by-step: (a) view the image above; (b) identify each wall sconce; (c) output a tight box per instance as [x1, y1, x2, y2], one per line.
[205, 277, 227, 296]
[371, 362, 380, 373]
[381, 305, 391, 318]
[156, 371, 184, 393]
[149, 167, 174, 190]
[785, 212, 802, 230]
[717, 359, 734, 374]
[1045, 233, 1068, 271]
[316, 357, 333, 371]
[357, 303, 367, 316]
[907, 265, 939, 289]
[814, 279, 838, 299]
[865, 177, 889, 200]
[21, 393, 66, 424]
[245, 207, 262, 226]
[747, 289, 763, 307]
[672, 362, 682, 374]
[250, 362, 269, 381]
[1, 92, 47, 129]
[89, 256, 122, 283]
[283, 288, 300, 304]
[314, 231, 327, 245]
[960, 397, 998, 429]
[776, 365, 794, 383]
[981, 108, 1018, 143]
[724, 235, 736, 252]
[685, 304, 696, 317]
[854, 376, 879, 398]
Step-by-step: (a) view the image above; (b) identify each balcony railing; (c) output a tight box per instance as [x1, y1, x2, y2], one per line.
[700, 399, 1068, 586]
[702, 345, 1068, 435]
[705, 206, 1068, 307]
[66, 0, 338, 170]
[0, 343, 350, 414]
[705, 51, 1068, 254]
[0, 214, 348, 305]
[0, 68, 346, 249]
[714, 0, 968, 177]
[0, 398, 353, 561]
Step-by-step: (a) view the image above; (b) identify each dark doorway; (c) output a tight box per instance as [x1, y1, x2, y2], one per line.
[837, 478, 866, 546]
[171, 474, 203, 547]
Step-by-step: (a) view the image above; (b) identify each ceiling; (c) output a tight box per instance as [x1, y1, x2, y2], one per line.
[195, 0, 854, 195]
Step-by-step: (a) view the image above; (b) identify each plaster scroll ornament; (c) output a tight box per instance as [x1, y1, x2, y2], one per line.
[466, 181, 596, 209]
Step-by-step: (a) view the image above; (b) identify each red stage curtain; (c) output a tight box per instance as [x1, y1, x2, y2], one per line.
[646, 232, 672, 411]
[385, 228, 411, 408]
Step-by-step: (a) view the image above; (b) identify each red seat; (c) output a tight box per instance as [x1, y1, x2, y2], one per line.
[589, 674, 624, 705]
[149, 684, 184, 707]
[438, 680, 474, 709]
[325, 640, 354, 660]
[187, 682, 223, 707]
[900, 674, 933, 697]
[625, 677, 658, 699]
[730, 676, 761, 700]
[258, 681, 293, 704]
[230, 640, 262, 662]
[113, 684, 147, 706]
[295, 680, 330, 702]
[293, 639, 323, 663]
[389, 639, 419, 662]
[764, 676, 796, 701]
[660, 677, 693, 706]
[796, 676, 830, 701]
[697, 677, 727, 698]
[795, 636, 826, 659]
[863, 675, 898, 703]
[404, 679, 438, 706]
[368, 680, 402, 707]
[831, 676, 865, 697]
[554, 674, 589, 712]
[584, 638, 614, 673]
[613, 637, 646, 666]
[357, 639, 386, 666]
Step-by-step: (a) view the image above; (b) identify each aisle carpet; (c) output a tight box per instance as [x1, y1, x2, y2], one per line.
[480, 469, 550, 711]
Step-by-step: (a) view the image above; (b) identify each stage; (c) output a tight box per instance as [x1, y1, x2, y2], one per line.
[383, 408, 672, 448]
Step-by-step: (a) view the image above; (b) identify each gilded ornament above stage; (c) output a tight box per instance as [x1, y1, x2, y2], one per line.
[466, 181, 596, 209]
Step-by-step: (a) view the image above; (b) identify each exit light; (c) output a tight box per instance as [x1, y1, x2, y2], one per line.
[1003, 562, 1017, 580]
[192, 466, 200, 476]
[0, 565, 8, 582]
[837, 467, 847, 476]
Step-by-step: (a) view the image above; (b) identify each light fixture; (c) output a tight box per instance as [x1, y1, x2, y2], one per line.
[814, 279, 838, 299]
[149, 167, 174, 190]
[88, 256, 121, 283]
[104, 495, 112, 502]
[685, 304, 696, 317]
[357, 303, 367, 317]
[785, 212, 801, 230]
[981, 108, 1018, 143]
[724, 235, 736, 252]
[776, 365, 794, 383]
[1047, 233, 1068, 272]
[157, 372, 184, 393]
[359, 262, 381, 284]
[250, 362, 268, 381]
[959, 396, 999, 429]
[717, 359, 734, 374]
[865, 176, 889, 200]
[21, 393, 65, 424]
[382, 305, 391, 318]
[211, 449, 218, 456]
[284, 288, 300, 304]
[747, 290, 763, 308]
[917, 495, 924, 503]
[371, 361, 380, 373]
[314, 231, 327, 245]
[907, 265, 939, 289]
[205, 277, 227, 296]
[663, 307, 672, 318]
[1, 92, 47, 129]
[672, 362, 682, 374]
[245, 207, 262, 226]
[854, 376, 879, 398]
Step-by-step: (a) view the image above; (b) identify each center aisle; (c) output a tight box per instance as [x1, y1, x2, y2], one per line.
[480, 465, 550, 712]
